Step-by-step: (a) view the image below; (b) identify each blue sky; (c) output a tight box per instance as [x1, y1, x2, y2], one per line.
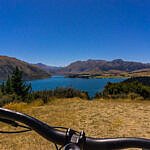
[0, 0, 150, 66]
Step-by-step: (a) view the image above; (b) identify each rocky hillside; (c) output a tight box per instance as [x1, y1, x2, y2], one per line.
[0, 56, 51, 80]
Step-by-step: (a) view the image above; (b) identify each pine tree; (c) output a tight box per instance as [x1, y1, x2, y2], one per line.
[5, 75, 13, 94]
[11, 67, 32, 100]
[1, 81, 5, 94]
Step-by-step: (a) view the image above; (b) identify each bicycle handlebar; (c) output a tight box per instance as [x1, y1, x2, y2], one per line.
[1, 107, 150, 150]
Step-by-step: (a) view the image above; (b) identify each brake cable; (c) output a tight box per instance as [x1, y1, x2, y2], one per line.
[0, 117, 86, 149]
[0, 118, 32, 134]
[0, 118, 65, 149]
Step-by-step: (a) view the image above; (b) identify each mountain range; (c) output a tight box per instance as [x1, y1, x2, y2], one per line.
[0, 56, 150, 80]
[35, 59, 150, 77]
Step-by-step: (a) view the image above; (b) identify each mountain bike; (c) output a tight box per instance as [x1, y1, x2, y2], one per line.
[0, 108, 150, 150]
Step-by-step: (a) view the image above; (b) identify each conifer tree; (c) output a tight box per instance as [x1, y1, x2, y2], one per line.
[11, 67, 32, 100]
[5, 75, 13, 94]
[1, 67, 32, 100]
[1, 81, 5, 94]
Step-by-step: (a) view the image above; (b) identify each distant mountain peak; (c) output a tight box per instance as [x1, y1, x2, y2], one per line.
[35, 63, 47, 67]
[36, 63, 44, 65]
[112, 59, 124, 62]
[34, 63, 63, 74]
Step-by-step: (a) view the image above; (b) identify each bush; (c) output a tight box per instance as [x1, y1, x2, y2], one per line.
[127, 92, 143, 100]
[30, 87, 89, 103]
[0, 95, 14, 107]
[96, 80, 150, 100]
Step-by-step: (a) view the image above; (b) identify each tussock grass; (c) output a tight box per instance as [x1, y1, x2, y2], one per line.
[4, 102, 28, 112]
[1, 98, 150, 150]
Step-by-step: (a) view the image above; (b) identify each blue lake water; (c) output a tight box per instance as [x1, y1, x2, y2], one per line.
[29, 76, 125, 97]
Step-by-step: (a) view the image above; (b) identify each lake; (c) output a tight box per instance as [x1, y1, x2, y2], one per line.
[29, 76, 125, 97]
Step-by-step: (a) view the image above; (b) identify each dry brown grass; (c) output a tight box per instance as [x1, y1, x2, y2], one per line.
[1, 98, 150, 150]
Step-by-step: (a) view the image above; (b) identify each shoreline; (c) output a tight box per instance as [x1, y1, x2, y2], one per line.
[65, 74, 129, 79]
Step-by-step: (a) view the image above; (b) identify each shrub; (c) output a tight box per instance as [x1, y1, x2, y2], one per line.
[0, 95, 14, 107]
[127, 92, 143, 100]
[30, 87, 89, 103]
[96, 80, 150, 100]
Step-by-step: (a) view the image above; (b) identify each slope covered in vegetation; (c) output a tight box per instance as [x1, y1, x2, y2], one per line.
[0, 56, 50, 80]
[96, 77, 150, 100]
[123, 76, 150, 86]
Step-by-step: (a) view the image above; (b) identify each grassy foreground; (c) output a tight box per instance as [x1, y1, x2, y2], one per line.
[0, 98, 150, 150]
